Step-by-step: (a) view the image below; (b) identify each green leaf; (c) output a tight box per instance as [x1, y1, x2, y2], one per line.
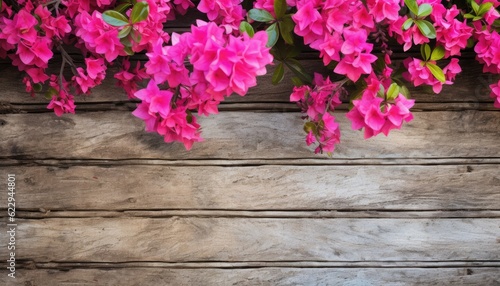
[463, 13, 475, 19]
[130, 29, 142, 43]
[466, 37, 475, 48]
[120, 36, 133, 47]
[430, 46, 445, 61]
[402, 18, 414, 30]
[400, 85, 411, 98]
[373, 55, 386, 73]
[404, 0, 419, 15]
[478, 2, 493, 16]
[130, 2, 149, 24]
[124, 46, 134, 56]
[274, 0, 287, 19]
[285, 44, 301, 59]
[33, 83, 43, 93]
[375, 84, 384, 98]
[303, 122, 317, 134]
[415, 19, 436, 39]
[285, 58, 312, 84]
[291, 77, 303, 87]
[421, 43, 431, 61]
[471, 1, 480, 15]
[248, 9, 275, 22]
[239, 21, 255, 37]
[115, 3, 133, 14]
[426, 63, 446, 83]
[45, 87, 58, 100]
[103, 10, 129, 26]
[266, 23, 279, 47]
[386, 83, 400, 100]
[279, 16, 295, 45]
[417, 3, 432, 17]
[118, 25, 132, 38]
[272, 62, 285, 84]
[473, 16, 482, 21]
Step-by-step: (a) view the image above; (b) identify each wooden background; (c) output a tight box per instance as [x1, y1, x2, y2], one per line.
[1, 12, 500, 285]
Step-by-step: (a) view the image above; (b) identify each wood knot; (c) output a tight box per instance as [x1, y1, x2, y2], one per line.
[466, 166, 474, 173]
[128, 198, 137, 203]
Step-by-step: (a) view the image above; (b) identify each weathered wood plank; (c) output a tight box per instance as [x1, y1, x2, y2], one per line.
[12, 210, 500, 219]
[0, 58, 496, 105]
[16, 260, 500, 268]
[4, 157, 500, 166]
[2, 165, 498, 211]
[1, 217, 498, 262]
[0, 111, 499, 159]
[3, 268, 500, 286]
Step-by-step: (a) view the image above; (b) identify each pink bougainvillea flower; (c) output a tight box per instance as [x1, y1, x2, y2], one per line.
[334, 52, 377, 82]
[25, 67, 49, 84]
[490, 80, 500, 108]
[135, 80, 173, 118]
[115, 59, 148, 99]
[346, 75, 415, 139]
[404, 57, 462, 94]
[291, 74, 344, 153]
[317, 112, 341, 153]
[366, 0, 400, 22]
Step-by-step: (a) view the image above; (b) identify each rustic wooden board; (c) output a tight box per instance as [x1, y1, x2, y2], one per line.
[2, 165, 498, 211]
[0, 58, 496, 105]
[12, 210, 500, 219]
[2, 217, 498, 262]
[1, 110, 499, 159]
[3, 267, 500, 286]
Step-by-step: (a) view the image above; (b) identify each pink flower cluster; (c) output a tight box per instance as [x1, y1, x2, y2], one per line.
[0, 1, 73, 112]
[346, 74, 415, 139]
[290, 74, 343, 153]
[292, 0, 380, 81]
[133, 80, 203, 150]
[74, 58, 107, 94]
[198, 0, 245, 33]
[0, 0, 194, 118]
[115, 59, 149, 99]
[46, 75, 77, 117]
[133, 21, 273, 149]
[470, 2, 500, 109]
[432, 4, 474, 57]
[403, 57, 462, 93]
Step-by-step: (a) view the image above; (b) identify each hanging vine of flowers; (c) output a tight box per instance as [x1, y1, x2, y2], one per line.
[0, 0, 499, 154]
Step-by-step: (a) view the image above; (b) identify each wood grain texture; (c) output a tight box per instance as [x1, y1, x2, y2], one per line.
[1, 217, 498, 262]
[0, 58, 496, 105]
[1, 110, 499, 160]
[2, 165, 498, 211]
[3, 268, 500, 286]
[12, 210, 500, 219]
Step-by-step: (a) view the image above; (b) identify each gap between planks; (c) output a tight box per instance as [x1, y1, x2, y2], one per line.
[15, 261, 500, 269]
[5, 210, 500, 219]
